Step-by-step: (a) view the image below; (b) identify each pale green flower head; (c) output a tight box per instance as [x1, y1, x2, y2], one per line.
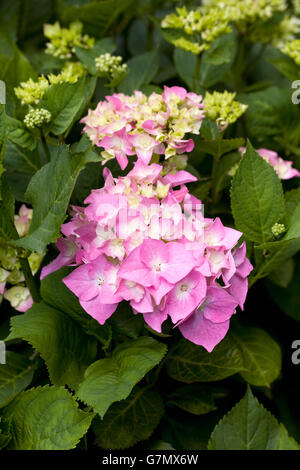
[44, 21, 95, 59]
[282, 39, 300, 66]
[48, 61, 86, 85]
[162, 0, 287, 54]
[204, 91, 248, 128]
[14, 76, 49, 105]
[161, 6, 231, 54]
[24, 108, 52, 129]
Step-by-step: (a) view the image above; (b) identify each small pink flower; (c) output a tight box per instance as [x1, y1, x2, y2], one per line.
[178, 286, 238, 352]
[63, 255, 121, 324]
[40, 237, 77, 280]
[99, 127, 134, 170]
[118, 238, 198, 289]
[164, 270, 207, 323]
[162, 86, 187, 103]
[128, 133, 161, 165]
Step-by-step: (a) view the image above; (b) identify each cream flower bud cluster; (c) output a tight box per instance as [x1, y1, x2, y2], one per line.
[24, 108, 52, 129]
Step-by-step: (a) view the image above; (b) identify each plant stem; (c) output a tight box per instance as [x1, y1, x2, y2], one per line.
[192, 54, 201, 90]
[19, 256, 41, 303]
[40, 131, 51, 163]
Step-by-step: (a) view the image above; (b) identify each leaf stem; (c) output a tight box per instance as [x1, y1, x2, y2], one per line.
[19, 256, 41, 303]
[40, 130, 51, 163]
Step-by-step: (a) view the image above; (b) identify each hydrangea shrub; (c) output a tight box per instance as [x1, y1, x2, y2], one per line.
[0, 0, 300, 452]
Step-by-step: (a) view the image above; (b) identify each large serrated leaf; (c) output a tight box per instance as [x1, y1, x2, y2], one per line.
[0, 351, 34, 408]
[39, 76, 96, 136]
[77, 336, 167, 417]
[165, 335, 245, 383]
[230, 327, 281, 387]
[13, 146, 91, 253]
[231, 141, 285, 243]
[118, 50, 159, 95]
[4, 385, 94, 450]
[208, 387, 300, 450]
[266, 253, 300, 322]
[41, 267, 112, 348]
[93, 386, 164, 449]
[6, 302, 97, 389]
[167, 384, 219, 415]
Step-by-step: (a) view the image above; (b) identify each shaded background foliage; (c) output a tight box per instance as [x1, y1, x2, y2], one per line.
[0, 0, 300, 451]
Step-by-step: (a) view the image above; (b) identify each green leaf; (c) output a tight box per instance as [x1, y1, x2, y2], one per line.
[266, 253, 300, 322]
[205, 32, 237, 66]
[13, 146, 90, 253]
[197, 138, 244, 158]
[118, 50, 159, 95]
[174, 48, 196, 89]
[0, 33, 37, 96]
[237, 87, 298, 144]
[109, 302, 144, 339]
[208, 387, 300, 450]
[285, 188, 300, 220]
[165, 336, 245, 383]
[252, 237, 300, 280]
[4, 385, 94, 450]
[0, 104, 6, 169]
[60, 0, 134, 37]
[75, 38, 116, 75]
[6, 116, 36, 151]
[41, 267, 112, 349]
[0, 0, 20, 40]
[0, 176, 18, 240]
[0, 351, 34, 408]
[39, 76, 96, 136]
[0, 416, 11, 449]
[285, 205, 300, 240]
[199, 117, 219, 140]
[230, 327, 282, 387]
[266, 46, 300, 81]
[6, 302, 97, 389]
[268, 257, 295, 288]
[77, 336, 167, 417]
[231, 141, 285, 243]
[93, 386, 164, 449]
[167, 384, 219, 415]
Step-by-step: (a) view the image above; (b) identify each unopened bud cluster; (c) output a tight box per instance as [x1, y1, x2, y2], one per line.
[271, 223, 286, 237]
[24, 108, 52, 129]
[204, 91, 248, 128]
[95, 53, 128, 85]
